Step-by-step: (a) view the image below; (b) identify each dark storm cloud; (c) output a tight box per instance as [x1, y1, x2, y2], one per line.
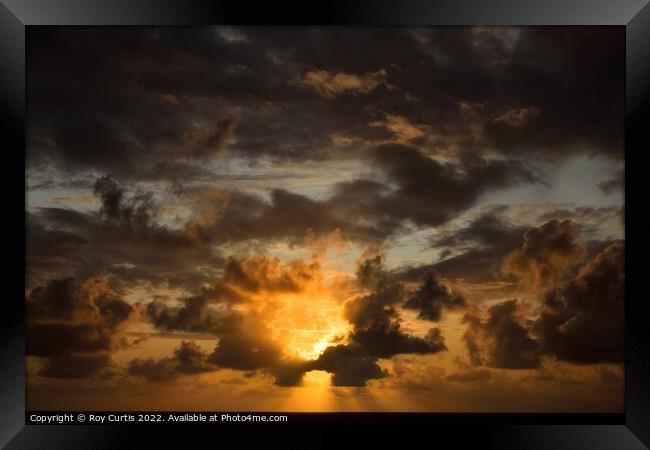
[27, 27, 343, 174]
[323, 144, 540, 231]
[533, 205, 623, 240]
[501, 219, 586, 292]
[480, 28, 624, 160]
[187, 189, 348, 243]
[366, 145, 539, 227]
[535, 242, 624, 364]
[146, 295, 221, 334]
[94, 175, 157, 229]
[207, 314, 286, 371]
[308, 346, 388, 387]
[403, 272, 465, 321]
[47, 115, 137, 172]
[436, 212, 526, 251]
[462, 240, 624, 368]
[434, 213, 527, 282]
[342, 256, 448, 357]
[463, 300, 541, 369]
[28, 27, 623, 187]
[269, 361, 311, 387]
[128, 341, 215, 382]
[26, 278, 134, 379]
[27, 176, 222, 291]
[397, 212, 527, 283]
[184, 144, 540, 246]
[187, 186, 399, 245]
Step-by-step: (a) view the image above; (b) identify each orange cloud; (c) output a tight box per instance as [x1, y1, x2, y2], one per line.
[298, 68, 390, 97]
[501, 219, 586, 293]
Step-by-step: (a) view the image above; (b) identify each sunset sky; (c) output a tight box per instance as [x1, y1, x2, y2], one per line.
[26, 26, 624, 412]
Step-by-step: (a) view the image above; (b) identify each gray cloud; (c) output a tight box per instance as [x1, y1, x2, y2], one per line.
[463, 299, 541, 369]
[501, 219, 586, 292]
[536, 242, 624, 364]
[403, 271, 465, 321]
[28, 27, 622, 185]
[463, 241, 624, 369]
[27, 277, 134, 378]
[397, 212, 527, 283]
[27, 176, 222, 291]
[128, 341, 215, 382]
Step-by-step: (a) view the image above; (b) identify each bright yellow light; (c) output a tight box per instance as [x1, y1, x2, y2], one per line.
[303, 370, 331, 386]
[311, 338, 332, 358]
[266, 289, 349, 361]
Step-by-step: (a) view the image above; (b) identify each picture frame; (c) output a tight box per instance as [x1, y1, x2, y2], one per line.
[1, 0, 648, 447]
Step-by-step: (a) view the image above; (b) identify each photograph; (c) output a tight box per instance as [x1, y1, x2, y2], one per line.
[25, 26, 626, 413]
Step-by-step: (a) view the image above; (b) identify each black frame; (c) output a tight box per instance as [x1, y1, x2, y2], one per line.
[2, 1, 648, 448]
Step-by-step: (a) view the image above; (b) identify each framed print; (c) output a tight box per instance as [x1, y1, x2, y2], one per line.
[1, 0, 648, 448]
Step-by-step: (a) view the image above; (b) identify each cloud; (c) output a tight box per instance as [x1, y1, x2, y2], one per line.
[132, 308, 304, 384]
[463, 241, 624, 369]
[27, 27, 623, 184]
[403, 271, 465, 321]
[146, 294, 221, 334]
[308, 346, 387, 387]
[26, 277, 134, 378]
[494, 106, 540, 128]
[217, 255, 318, 295]
[207, 313, 287, 371]
[27, 176, 222, 291]
[370, 114, 426, 141]
[395, 210, 531, 285]
[535, 205, 623, 236]
[180, 118, 237, 159]
[139, 254, 326, 385]
[597, 170, 624, 195]
[535, 242, 624, 364]
[128, 341, 215, 381]
[145, 254, 322, 332]
[365, 144, 540, 227]
[501, 219, 586, 292]
[298, 69, 389, 97]
[280, 145, 539, 244]
[463, 299, 541, 369]
[427, 212, 528, 282]
[185, 144, 540, 246]
[190, 188, 382, 244]
[94, 175, 157, 229]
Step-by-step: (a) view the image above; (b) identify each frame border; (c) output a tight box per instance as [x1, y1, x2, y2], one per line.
[2, 1, 648, 448]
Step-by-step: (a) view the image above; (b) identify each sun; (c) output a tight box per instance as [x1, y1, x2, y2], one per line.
[267, 291, 349, 361]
